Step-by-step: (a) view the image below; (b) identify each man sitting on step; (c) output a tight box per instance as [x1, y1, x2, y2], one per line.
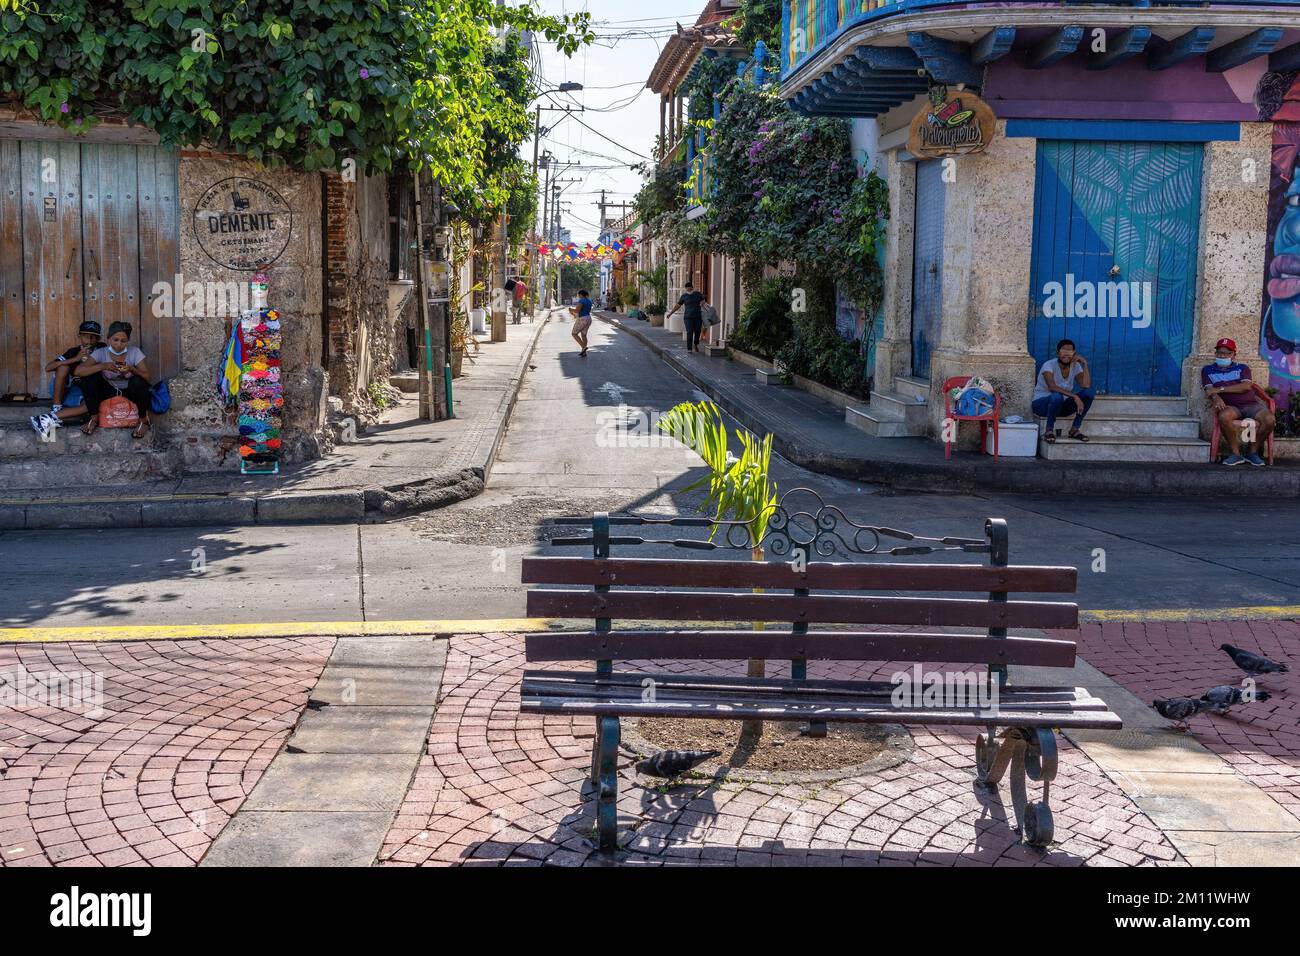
[1202, 337, 1273, 467]
[1031, 338, 1094, 444]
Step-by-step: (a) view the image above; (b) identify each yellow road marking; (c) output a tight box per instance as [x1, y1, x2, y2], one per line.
[0, 619, 559, 644]
[2, 606, 1297, 643]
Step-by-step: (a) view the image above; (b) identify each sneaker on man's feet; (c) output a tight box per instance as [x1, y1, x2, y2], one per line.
[29, 413, 59, 438]
[1222, 454, 1246, 466]
[1245, 452, 1266, 467]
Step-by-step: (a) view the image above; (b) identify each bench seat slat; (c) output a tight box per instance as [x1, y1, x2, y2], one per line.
[526, 589, 1079, 630]
[522, 670, 1103, 705]
[521, 557, 1077, 593]
[524, 630, 1077, 667]
[519, 694, 1123, 730]
[521, 674, 1113, 713]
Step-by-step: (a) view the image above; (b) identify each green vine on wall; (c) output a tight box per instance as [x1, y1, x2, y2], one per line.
[0, 1, 592, 207]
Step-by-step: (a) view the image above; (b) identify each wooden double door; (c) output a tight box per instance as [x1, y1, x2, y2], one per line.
[0, 139, 181, 396]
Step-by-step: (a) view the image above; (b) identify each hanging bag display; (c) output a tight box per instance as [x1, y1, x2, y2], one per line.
[99, 389, 140, 429]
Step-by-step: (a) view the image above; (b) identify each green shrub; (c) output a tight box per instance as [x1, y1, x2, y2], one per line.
[729, 276, 795, 360]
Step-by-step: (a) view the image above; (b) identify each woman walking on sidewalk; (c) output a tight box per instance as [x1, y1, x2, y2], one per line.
[666, 282, 708, 352]
[570, 289, 593, 356]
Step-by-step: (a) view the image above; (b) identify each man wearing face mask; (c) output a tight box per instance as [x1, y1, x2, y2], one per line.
[1202, 338, 1273, 466]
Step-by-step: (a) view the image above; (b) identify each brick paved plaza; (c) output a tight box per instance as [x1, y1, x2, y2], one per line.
[2, 620, 1294, 868]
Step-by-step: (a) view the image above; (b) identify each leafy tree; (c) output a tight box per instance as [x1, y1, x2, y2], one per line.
[0, 1, 593, 207]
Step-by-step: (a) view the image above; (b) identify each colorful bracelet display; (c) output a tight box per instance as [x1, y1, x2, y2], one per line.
[236, 308, 283, 474]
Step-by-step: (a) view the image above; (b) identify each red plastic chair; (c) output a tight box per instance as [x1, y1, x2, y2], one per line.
[1209, 381, 1275, 465]
[942, 375, 999, 460]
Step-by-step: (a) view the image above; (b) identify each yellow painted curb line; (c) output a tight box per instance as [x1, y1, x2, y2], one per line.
[1080, 605, 1300, 623]
[3, 606, 1298, 644]
[0, 618, 560, 644]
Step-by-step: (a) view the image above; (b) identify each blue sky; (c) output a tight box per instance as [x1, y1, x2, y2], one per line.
[530, 2, 704, 241]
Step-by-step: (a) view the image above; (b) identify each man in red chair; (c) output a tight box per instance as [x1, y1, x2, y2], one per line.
[1203, 338, 1274, 467]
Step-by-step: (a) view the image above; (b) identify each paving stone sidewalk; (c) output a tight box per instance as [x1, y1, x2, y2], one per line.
[0, 314, 551, 531]
[0, 637, 332, 866]
[378, 632, 1187, 867]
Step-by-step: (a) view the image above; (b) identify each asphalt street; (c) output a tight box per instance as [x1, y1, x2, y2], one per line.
[3, 316, 1299, 628]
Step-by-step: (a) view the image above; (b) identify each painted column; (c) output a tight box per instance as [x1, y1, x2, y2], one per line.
[926, 122, 1039, 434]
[875, 148, 915, 391]
[1186, 122, 1270, 434]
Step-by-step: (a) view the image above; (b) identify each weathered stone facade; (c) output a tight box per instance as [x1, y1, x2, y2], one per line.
[168, 150, 327, 470]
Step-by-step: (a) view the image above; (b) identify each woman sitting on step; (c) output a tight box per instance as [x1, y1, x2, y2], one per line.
[75, 321, 153, 440]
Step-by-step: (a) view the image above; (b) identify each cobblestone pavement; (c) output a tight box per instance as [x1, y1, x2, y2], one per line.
[378, 632, 1186, 867]
[1074, 619, 1300, 822]
[0, 637, 332, 866]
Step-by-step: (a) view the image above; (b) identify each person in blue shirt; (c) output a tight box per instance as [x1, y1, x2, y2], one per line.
[666, 282, 708, 352]
[1031, 339, 1094, 443]
[569, 288, 593, 356]
[1202, 337, 1273, 466]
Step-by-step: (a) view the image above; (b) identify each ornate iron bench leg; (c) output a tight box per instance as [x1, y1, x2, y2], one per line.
[974, 727, 1057, 848]
[595, 716, 621, 852]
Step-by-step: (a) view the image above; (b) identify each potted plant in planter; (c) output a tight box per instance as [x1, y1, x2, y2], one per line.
[623, 285, 640, 317]
[450, 309, 472, 378]
[644, 301, 665, 327]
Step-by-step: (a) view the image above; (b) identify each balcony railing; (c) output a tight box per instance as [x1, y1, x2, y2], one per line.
[686, 149, 712, 211]
[782, 0, 1300, 80]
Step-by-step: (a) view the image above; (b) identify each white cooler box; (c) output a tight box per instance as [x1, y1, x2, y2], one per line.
[986, 421, 1039, 457]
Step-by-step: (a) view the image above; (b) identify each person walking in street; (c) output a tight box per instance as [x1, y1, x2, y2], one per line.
[570, 288, 593, 356]
[1031, 338, 1094, 443]
[666, 281, 708, 352]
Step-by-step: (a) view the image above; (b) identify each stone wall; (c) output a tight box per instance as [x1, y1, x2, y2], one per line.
[167, 151, 326, 471]
[324, 170, 395, 413]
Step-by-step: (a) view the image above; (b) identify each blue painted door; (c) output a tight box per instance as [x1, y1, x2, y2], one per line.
[911, 159, 945, 380]
[1028, 140, 1202, 395]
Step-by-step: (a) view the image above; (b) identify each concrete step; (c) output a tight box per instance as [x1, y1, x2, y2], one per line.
[893, 376, 930, 402]
[1088, 395, 1188, 417]
[389, 371, 419, 394]
[846, 404, 925, 438]
[1035, 415, 1201, 439]
[0, 402, 53, 424]
[871, 390, 928, 426]
[0, 445, 180, 489]
[1038, 434, 1209, 463]
[0, 418, 153, 457]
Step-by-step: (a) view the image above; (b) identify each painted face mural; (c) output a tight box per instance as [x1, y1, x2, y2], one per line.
[1265, 170, 1300, 376]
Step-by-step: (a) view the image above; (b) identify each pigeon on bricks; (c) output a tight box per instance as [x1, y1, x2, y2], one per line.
[635, 750, 722, 779]
[1151, 697, 1213, 731]
[1201, 684, 1272, 714]
[1220, 644, 1289, 677]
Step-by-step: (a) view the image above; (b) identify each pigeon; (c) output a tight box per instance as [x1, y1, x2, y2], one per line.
[635, 750, 722, 779]
[1200, 684, 1271, 714]
[1220, 644, 1289, 676]
[1151, 697, 1213, 731]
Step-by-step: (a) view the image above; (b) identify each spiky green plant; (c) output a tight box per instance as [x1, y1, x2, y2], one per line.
[656, 400, 778, 543]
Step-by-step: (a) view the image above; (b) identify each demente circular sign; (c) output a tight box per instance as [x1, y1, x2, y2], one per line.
[907, 90, 996, 159]
[194, 177, 293, 271]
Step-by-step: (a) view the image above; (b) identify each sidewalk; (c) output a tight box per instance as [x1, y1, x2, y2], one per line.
[598, 311, 1300, 498]
[0, 314, 551, 530]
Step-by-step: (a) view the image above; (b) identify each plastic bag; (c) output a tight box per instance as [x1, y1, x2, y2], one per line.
[702, 303, 720, 327]
[98, 393, 140, 429]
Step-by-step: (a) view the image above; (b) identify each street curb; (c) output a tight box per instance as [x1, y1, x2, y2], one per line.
[0, 315, 551, 531]
[598, 313, 1300, 498]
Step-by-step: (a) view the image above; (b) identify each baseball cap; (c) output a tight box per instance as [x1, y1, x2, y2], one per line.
[78, 320, 102, 334]
[1215, 337, 1237, 352]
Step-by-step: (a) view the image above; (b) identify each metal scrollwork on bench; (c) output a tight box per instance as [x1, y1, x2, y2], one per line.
[976, 726, 1058, 848]
[550, 487, 990, 559]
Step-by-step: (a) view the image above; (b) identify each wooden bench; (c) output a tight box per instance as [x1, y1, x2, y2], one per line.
[520, 507, 1121, 852]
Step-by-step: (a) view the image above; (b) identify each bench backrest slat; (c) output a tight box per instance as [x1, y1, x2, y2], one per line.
[521, 557, 1076, 593]
[526, 589, 1079, 630]
[524, 630, 1077, 667]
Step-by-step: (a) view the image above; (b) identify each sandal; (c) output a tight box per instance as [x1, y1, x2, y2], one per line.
[81, 418, 98, 436]
[1043, 431, 1056, 444]
[1068, 429, 1089, 442]
[132, 420, 151, 440]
